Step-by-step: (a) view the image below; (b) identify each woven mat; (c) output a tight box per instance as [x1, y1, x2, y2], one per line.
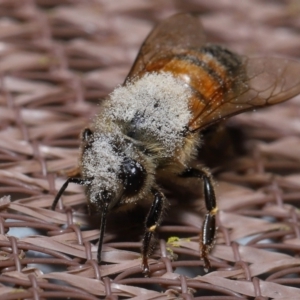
[0, 1, 300, 299]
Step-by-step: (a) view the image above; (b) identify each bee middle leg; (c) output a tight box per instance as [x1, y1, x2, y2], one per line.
[180, 167, 217, 272]
[141, 189, 168, 276]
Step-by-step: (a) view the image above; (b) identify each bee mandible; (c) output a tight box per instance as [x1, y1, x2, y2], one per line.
[52, 13, 300, 276]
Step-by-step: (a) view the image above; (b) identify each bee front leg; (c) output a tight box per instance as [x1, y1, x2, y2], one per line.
[52, 177, 92, 210]
[142, 189, 167, 276]
[180, 168, 217, 272]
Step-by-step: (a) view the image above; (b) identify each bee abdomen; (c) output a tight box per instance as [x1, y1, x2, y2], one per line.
[200, 44, 242, 77]
[142, 45, 245, 131]
[145, 44, 243, 104]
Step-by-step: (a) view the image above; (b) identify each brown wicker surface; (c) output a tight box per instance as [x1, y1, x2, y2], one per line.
[0, 0, 300, 299]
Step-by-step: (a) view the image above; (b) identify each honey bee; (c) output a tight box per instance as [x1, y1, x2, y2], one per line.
[52, 13, 300, 275]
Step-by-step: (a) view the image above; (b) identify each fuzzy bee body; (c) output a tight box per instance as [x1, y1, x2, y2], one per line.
[52, 13, 300, 276]
[131, 45, 245, 131]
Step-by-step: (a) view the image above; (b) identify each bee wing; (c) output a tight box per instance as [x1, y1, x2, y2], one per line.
[126, 13, 206, 81]
[189, 56, 300, 131]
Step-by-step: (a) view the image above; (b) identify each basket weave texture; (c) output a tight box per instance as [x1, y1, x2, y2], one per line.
[0, 1, 300, 299]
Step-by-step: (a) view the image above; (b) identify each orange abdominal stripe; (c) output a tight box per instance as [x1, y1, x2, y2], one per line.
[143, 46, 242, 131]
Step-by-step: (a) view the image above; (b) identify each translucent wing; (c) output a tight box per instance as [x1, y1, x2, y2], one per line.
[126, 13, 206, 81]
[189, 56, 300, 131]
[124, 13, 300, 131]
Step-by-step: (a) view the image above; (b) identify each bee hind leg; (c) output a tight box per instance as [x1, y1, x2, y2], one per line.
[141, 189, 168, 276]
[180, 168, 217, 272]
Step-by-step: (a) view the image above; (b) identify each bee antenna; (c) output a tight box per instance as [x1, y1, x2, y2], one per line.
[52, 177, 92, 210]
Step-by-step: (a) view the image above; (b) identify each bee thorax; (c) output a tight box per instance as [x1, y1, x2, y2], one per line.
[101, 72, 192, 157]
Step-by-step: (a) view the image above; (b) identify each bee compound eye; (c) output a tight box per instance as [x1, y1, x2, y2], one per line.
[119, 158, 146, 197]
[82, 128, 93, 141]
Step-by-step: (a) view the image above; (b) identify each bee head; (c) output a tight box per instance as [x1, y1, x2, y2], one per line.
[80, 127, 154, 212]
